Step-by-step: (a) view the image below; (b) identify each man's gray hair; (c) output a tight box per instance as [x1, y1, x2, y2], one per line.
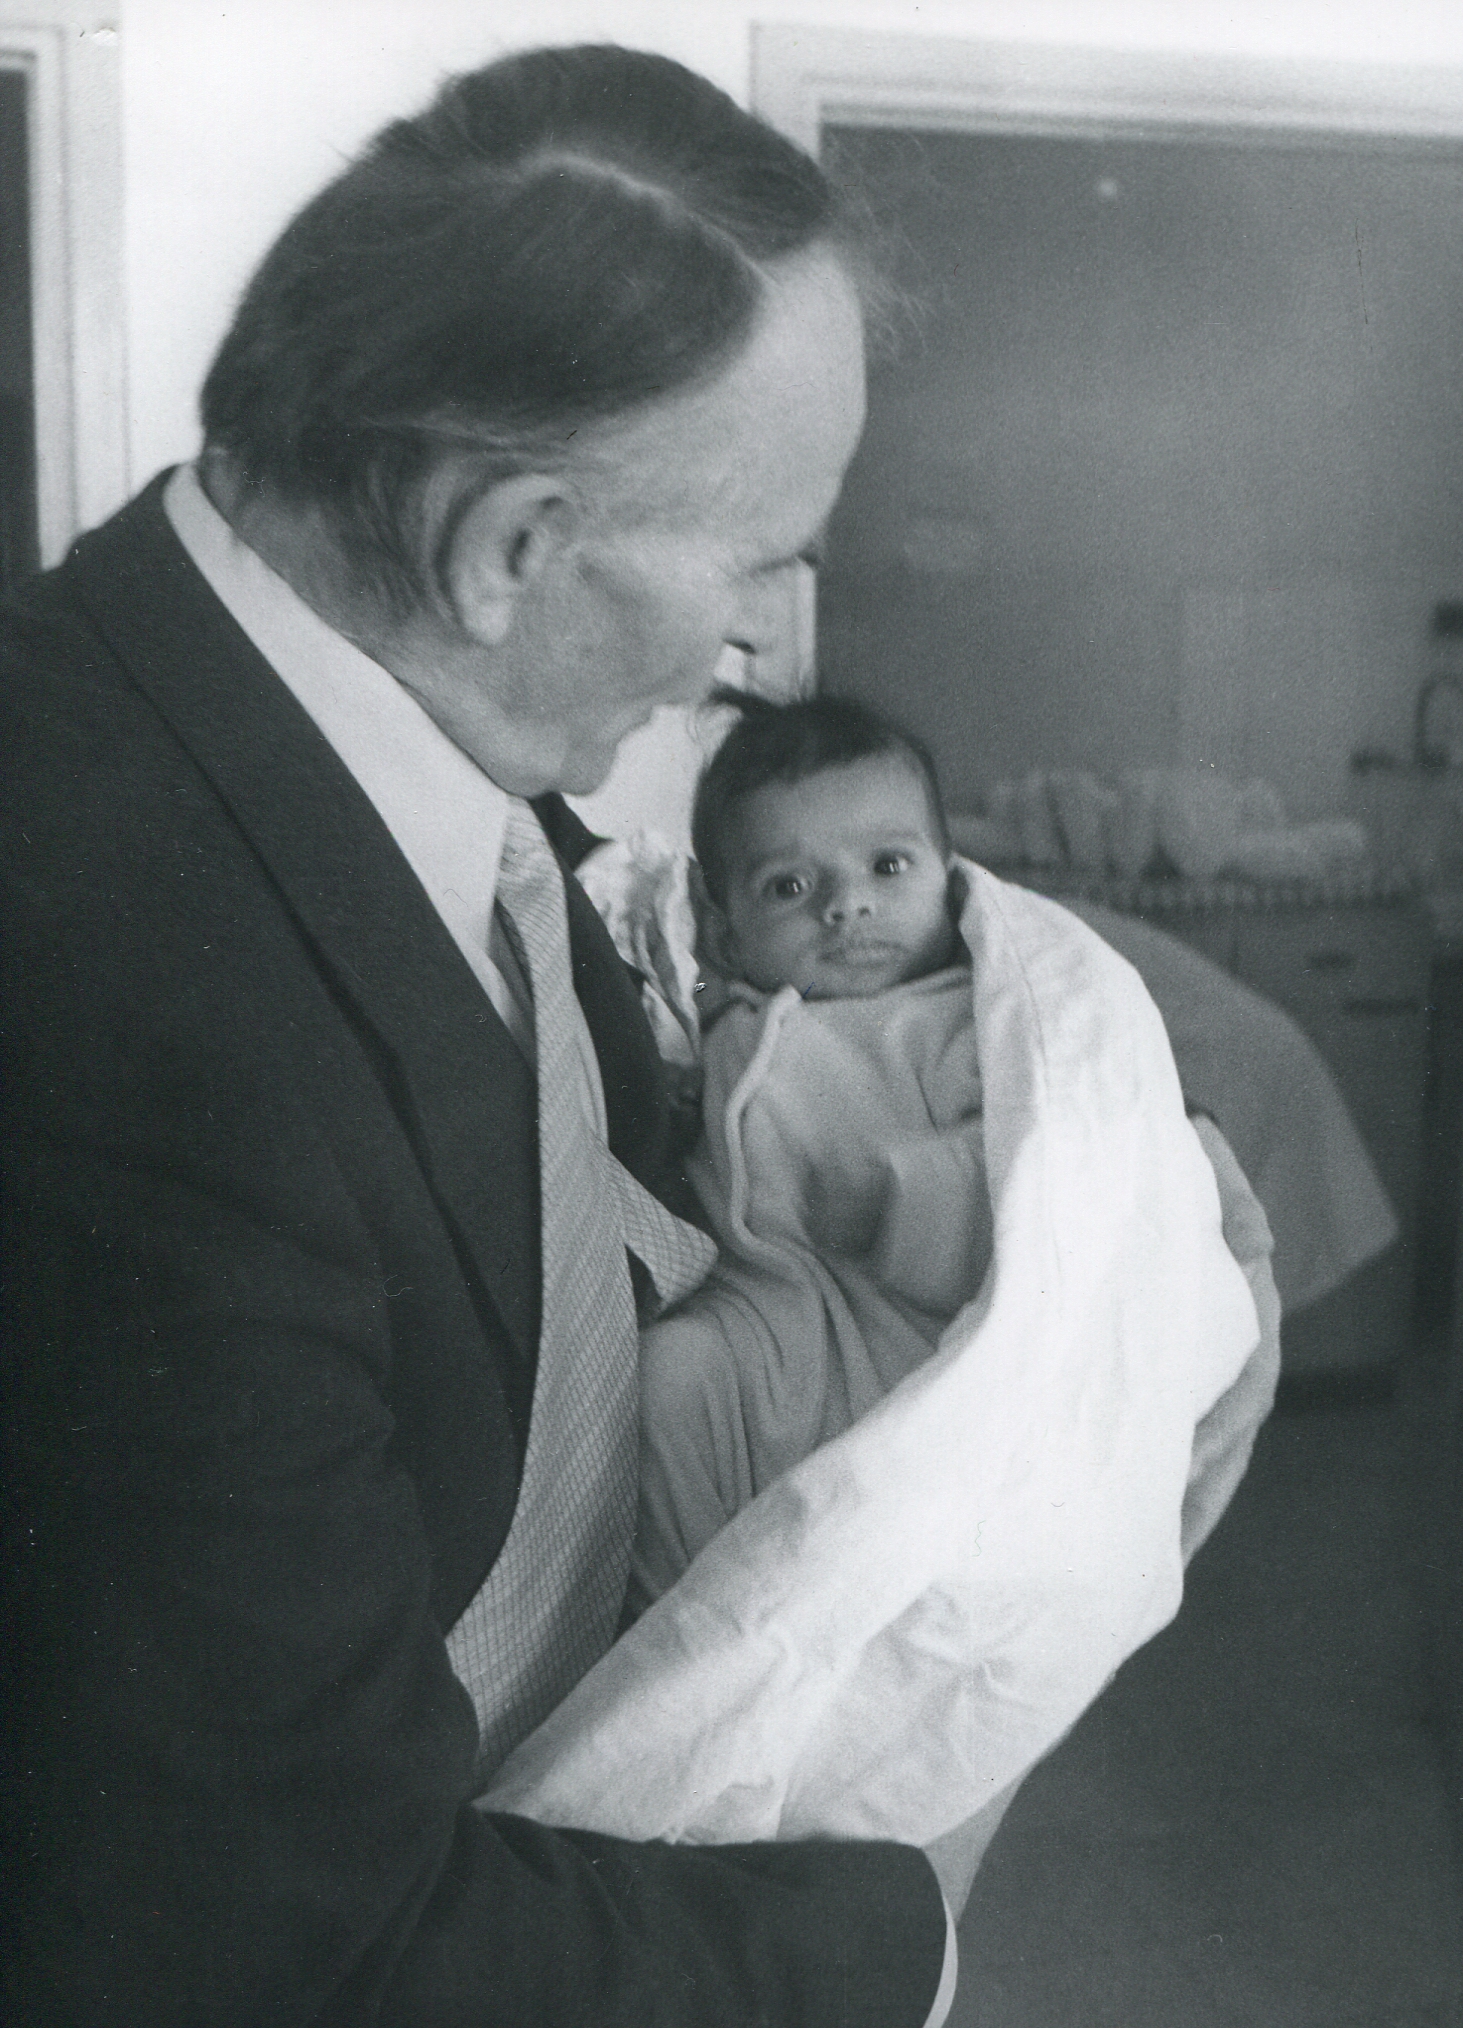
[201, 44, 874, 615]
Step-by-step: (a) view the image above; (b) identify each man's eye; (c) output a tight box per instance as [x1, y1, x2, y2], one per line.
[873, 853, 909, 877]
[766, 874, 807, 901]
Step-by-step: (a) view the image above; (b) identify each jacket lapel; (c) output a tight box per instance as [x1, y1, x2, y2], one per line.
[62, 478, 544, 1377]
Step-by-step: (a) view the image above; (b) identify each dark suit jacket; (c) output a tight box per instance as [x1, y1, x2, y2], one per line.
[0, 480, 946, 2026]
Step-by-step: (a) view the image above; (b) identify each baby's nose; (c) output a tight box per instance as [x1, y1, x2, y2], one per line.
[822, 878, 874, 923]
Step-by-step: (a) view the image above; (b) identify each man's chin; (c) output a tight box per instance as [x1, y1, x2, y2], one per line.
[557, 723, 660, 800]
[512, 736, 616, 800]
[558, 753, 621, 799]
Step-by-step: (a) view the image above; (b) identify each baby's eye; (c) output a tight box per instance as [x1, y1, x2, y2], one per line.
[873, 852, 910, 878]
[765, 873, 808, 902]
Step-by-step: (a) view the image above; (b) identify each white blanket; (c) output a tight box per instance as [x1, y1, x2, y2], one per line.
[481, 864, 1274, 1851]
[1066, 903, 1397, 1313]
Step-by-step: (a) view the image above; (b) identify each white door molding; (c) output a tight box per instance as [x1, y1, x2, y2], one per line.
[751, 25, 1463, 154]
[1, 3, 124, 563]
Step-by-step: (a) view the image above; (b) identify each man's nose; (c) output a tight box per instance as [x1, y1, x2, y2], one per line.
[727, 563, 814, 701]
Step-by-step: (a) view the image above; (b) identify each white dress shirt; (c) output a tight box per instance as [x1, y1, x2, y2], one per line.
[163, 463, 606, 1124]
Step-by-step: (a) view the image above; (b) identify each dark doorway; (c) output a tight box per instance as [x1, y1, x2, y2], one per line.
[819, 123, 1463, 821]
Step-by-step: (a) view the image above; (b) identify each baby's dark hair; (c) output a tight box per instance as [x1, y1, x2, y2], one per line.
[692, 687, 949, 906]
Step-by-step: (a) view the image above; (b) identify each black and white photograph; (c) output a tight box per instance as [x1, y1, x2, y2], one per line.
[3, 4, 1461, 2023]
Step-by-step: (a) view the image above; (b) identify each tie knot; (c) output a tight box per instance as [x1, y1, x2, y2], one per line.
[497, 802, 565, 945]
[501, 797, 552, 873]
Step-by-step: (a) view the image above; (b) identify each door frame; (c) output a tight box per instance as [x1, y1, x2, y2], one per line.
[751, 26, 1463, 155]
[1, 3, 125, 565]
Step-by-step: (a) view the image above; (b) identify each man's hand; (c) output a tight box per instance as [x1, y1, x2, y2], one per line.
[922, 1779, 1022, 1918]
[1183, 1117, 1282, 1562]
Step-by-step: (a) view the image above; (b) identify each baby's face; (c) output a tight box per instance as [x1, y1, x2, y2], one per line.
[714, 753, 959, 1000]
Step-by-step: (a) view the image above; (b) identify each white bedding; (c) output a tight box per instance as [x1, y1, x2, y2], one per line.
[1066, 903, 1398, 1312]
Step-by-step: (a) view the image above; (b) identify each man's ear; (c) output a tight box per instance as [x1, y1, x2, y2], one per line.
[442, 474, 579, 643]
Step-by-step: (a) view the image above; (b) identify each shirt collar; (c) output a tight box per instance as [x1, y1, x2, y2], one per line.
[163, 462, 509, 958]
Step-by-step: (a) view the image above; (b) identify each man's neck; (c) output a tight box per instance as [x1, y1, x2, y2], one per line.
[192, 453, 566, 802]
[198, 453, 407, 669]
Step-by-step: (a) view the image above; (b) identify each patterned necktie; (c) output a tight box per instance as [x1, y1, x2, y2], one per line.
[446, 799, 714, 1779]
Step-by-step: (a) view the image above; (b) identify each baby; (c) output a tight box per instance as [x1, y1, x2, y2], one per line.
[491, 691, 1278, 1872]
[692, 690, 963, 1006]
[633, 691, 1000, 1602]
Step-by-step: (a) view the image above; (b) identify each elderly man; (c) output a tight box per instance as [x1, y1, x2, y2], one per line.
[1, 43, 957, 2028]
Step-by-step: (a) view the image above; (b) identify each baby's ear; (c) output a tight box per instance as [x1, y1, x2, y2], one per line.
[688, 861, 736, 978]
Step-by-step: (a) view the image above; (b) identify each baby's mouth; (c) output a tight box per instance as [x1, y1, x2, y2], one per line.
[824, 940, 902, 966]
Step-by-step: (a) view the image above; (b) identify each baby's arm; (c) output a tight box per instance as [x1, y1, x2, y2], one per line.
[631, 1299, 756, 1613]
[632, 1239, 850, 1618]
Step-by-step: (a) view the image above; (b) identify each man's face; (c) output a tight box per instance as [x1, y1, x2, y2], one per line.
[451, 247, 868, 796]
[715, 753, 959, 1001]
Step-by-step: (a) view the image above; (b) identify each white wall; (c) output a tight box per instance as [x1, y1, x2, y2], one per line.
[113, 0, 1463, 838]
[119, 0, 1463, 499]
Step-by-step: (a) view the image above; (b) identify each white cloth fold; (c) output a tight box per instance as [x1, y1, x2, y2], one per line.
[480, 864, 1272, 1849]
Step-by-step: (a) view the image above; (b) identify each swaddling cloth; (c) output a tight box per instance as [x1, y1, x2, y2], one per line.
[634, 965, 994, 1592]
[482, 863, 1266, 1851]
